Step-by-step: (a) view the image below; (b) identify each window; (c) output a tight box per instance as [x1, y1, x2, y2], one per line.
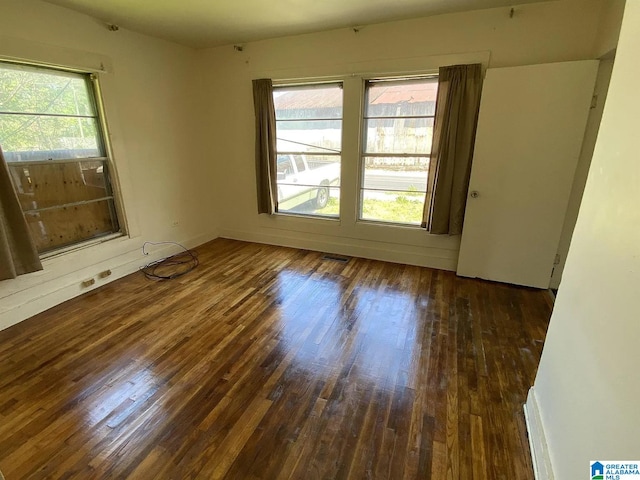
[0, 61, 120, 254]
[273, 83, 342, 217]
[360, 77, 438, 225]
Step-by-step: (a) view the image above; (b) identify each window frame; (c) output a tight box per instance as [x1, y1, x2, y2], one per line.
[0, 59, 126, 256]
[357, 74, 439, 228]
[272, 80, 344, 220]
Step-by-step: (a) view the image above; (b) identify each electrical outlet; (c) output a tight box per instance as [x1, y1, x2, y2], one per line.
[98, 270, 112, 279]
[81, 278, 95, 288]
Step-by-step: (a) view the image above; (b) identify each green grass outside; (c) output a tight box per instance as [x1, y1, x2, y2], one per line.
[317, 195, 423, 224]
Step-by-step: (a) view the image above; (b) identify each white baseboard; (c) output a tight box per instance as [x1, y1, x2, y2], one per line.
[524, 387, 555, 480]
[0, 230, 218, 332]
[219, 228, 458, 271]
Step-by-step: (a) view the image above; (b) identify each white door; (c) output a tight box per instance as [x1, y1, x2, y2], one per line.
[457, 61, 598, 288]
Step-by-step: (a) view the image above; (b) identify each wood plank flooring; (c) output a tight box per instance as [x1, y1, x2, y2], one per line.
[0, 239, 552, 479]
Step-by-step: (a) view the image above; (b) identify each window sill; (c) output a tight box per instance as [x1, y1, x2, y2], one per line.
[273, 212, 340, 222]
[40, 232, 125, 260]
[356, 218, 424, 229]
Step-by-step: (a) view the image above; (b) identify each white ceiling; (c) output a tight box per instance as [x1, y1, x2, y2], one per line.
[44, 0, 552, 49]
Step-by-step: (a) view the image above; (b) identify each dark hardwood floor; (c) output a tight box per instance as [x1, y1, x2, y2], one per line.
[0, 239, 552, 479]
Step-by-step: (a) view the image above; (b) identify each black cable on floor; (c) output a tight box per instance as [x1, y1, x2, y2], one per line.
[140, 241, 199, 280]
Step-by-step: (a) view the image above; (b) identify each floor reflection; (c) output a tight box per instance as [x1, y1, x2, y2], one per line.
[273, 267, 420, 392]
[84, 365, 161, 428]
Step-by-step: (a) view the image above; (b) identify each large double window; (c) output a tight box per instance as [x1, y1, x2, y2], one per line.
[273, 76, 438, 226]
[0, 62, 120, 254]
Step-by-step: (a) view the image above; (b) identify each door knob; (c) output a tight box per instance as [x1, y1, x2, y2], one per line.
[470, 190, 479, 198]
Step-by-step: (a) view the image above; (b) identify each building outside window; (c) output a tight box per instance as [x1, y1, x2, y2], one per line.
[271, 76, 438, 226]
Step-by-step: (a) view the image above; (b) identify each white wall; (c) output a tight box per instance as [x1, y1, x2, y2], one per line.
[551, 0, 625, 288]
[594, 0, 626, 57]
[198, 0, 608, 271]
[0, 0, 218, 330]
[550, 56, 615, 289]
[530, 1, 640, 477]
